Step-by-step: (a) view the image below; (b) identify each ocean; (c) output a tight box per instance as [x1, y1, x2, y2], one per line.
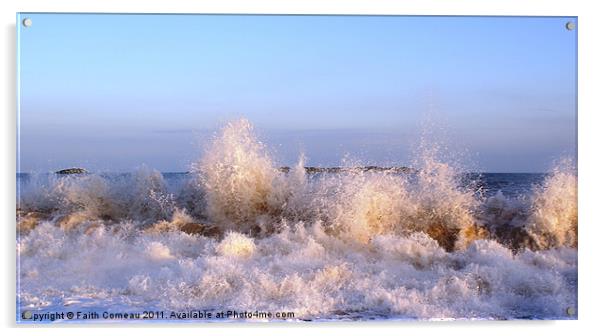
[16, 120, 577, 322]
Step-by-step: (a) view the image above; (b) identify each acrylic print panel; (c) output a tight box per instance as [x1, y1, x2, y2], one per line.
[16, 13, 577, 323]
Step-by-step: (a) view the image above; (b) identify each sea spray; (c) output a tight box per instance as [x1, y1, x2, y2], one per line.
[329, 170, 410, 244]
[191, 119, 289, 234]
[526, 160, 578, 249]
[17, 166, 179, 232]
[327, 138, 484, 249]
[126, 166, 175, 222]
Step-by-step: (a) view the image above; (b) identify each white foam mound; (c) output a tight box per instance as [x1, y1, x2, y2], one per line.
[146, 242, 175, 261]
[217, 232, 256, 258]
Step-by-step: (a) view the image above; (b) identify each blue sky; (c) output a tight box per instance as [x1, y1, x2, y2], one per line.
[17, 14, 577, 172]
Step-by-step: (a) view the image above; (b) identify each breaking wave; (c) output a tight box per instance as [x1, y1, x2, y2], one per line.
[17, 118, 577, 321]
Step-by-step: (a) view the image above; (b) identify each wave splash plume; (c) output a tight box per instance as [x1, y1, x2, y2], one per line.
[17, 118, 577, 320]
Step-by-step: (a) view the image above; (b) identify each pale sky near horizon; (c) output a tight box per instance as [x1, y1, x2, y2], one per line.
[17, 14, 577, 173]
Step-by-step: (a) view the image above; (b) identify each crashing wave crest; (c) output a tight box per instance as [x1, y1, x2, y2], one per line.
[17, 118, 578, 320]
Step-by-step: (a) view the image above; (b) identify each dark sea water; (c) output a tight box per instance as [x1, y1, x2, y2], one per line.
[18, 171, 547, 200]
[465, 173, 547, 198]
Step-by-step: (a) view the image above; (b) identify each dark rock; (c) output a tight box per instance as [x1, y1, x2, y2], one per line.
[494, 225, 537, 252]
[278, 166, 417, 174]
[426, 222, 460, 252]
[180, 222, 222, 238]
[180, 222, 204, 235]
[55, 168, 88, 175]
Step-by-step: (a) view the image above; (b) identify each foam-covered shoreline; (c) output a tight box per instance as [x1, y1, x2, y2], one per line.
[17, 119, 578, 321]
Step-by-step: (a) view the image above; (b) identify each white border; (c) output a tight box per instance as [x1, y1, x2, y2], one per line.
[2, 1, 601, 335]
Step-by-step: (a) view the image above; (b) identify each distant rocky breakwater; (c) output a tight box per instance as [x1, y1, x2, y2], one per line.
[52, 166, 418, 175]
[279, 166, 417, 174]
[54, 167, 88, 175]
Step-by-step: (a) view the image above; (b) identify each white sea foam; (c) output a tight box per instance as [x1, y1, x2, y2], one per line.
[17, 119, 578, 321]
[17, 222, 577, 320]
